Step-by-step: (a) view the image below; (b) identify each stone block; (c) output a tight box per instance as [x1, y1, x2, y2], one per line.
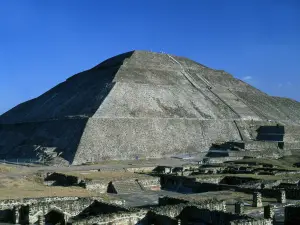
[252, 192, 262, 207]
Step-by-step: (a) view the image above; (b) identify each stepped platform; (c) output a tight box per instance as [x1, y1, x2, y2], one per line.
[0, 50, 300, 165]
[108, 180, 144, 194]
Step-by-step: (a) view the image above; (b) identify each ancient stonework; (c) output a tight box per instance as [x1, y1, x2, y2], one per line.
[235, 202, 244, 215]
[2, 50, 300, 224]
[0, 50, 300, 165]
[252, 192, 263, 207]
[278, 189, 287, 204]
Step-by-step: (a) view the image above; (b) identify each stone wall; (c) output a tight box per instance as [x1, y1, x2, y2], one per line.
[0, 197, 79, 210]
[74, 118, 242, 164]
[126, 167, 155, 173]
[205, 157, 244, 164]
[85, 180, 108, 193]
[148, 203, 271, 225]
[138, 177, 161, 191]
[1, 199, 273, 225]
[169, 176, 300, 201]
[158, 196, 225, 211]
[161, 175, 196, 190]
[244, 141, 280, 150]
[71, 210, 147, 225]
[0, 197, 123, 224]
[195, 176, 223, 184]
[28, 198, 93, 224]
[228, 149, 291, 159]
[179, 206, 272, 225]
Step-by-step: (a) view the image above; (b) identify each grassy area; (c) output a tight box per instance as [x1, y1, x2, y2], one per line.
[0, 164, 16, 173]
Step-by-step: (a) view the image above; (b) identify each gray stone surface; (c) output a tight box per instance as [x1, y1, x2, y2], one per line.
[0, 50, 300, 165]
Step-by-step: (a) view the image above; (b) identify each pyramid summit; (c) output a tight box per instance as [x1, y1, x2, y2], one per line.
[1, 50, 300, 165]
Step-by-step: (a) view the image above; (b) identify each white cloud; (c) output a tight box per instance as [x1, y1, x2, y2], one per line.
[242, 76, 252, 81]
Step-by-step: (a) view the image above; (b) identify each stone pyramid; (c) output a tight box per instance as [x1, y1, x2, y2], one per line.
[1, 51, 300, 165]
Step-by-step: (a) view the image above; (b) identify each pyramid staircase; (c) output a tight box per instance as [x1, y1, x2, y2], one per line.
[110, 180, 144, 194]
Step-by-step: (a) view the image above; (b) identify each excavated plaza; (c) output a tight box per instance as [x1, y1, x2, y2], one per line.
[2, 155, 300, 224]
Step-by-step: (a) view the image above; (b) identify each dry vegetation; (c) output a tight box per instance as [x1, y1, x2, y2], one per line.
[0, 164, 16, 173]
[0, 165, 92, 200]
[0, 174, 91, 200]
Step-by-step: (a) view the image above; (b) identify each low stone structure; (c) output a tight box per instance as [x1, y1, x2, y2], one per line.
[253, 192, 263, 207]
[0, 197, 123, 224]
[37, 214, 44, 225]
[84, 180, 108, 193]
[71, 210, 147, 225]
[235, 202, 244, 215]
[137, 177, 161, 191]
[125, 166, 156, 173]
[0, 197, 80, 210]
[148, 204, 271, 225]
[278, 189, 287, 204]
[158, 196, 225, 211]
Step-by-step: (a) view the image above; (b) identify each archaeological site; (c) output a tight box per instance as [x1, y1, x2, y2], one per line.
[1, 50, 300, 224]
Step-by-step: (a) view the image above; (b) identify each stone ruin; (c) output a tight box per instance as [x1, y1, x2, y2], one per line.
[0, 197, 95, 224]
[43, 171, 161, 194]
[1, 161, 299, 224]
[0, 194, 278, 225]
[1, 51, 300, 224]
[252, 192, 263, 207]
[0, 50, 300, 165]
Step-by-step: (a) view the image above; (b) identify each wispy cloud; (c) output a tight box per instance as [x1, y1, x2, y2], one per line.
[242, 76, 253, 81]
[277, 82, 292, 88]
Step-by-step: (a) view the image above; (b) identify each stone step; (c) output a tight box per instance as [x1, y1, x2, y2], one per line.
[112, 180, 144, 194]
[212, 88, 259, 119]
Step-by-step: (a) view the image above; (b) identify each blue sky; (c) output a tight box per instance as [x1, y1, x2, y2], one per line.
[0, 0, 299, 114]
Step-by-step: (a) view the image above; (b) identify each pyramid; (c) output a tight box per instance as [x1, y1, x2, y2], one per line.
[1, 50, 300, 165]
